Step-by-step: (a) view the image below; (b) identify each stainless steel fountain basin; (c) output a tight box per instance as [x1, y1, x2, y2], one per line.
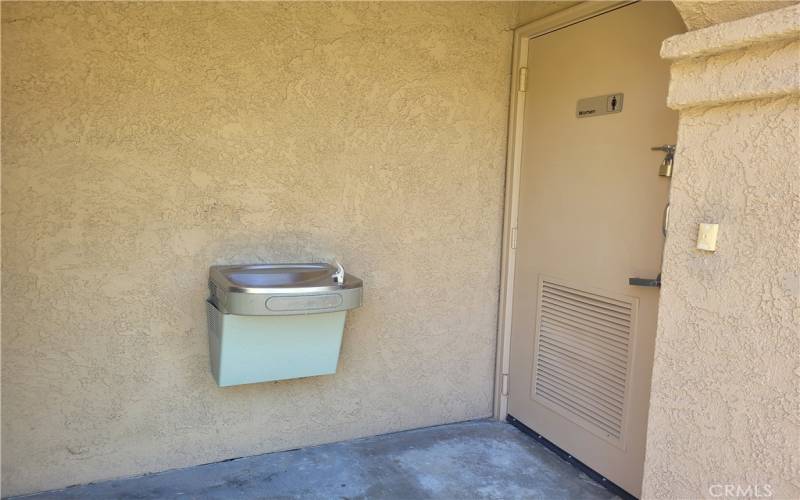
[208, 263, 363, 316]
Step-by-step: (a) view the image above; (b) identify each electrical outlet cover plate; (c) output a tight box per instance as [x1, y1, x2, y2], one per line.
[697, 223, 719, 251]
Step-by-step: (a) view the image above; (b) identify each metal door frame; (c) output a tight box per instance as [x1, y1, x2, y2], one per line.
[493, 1, 637, 419]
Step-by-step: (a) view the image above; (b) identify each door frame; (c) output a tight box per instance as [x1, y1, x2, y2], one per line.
[493, 0, 637, 419]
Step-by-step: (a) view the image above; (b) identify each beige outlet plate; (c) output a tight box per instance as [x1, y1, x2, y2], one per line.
[697, 223, 719, 251]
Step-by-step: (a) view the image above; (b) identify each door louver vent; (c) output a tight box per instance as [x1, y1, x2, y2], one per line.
[532, 278, 635, 446]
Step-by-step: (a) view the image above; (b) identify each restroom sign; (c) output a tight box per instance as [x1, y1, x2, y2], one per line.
[576, 93, 624, 118]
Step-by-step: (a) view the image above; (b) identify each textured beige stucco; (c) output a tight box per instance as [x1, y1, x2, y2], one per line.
[662, 3, 800, 60]
[643, 5, 800, 499]
[513, 1, 579, 27]
[667, 38, 800, 109]
[673, 0, 798, 30]
[1, 2, 520, 495]
[663, 4, 800, 110]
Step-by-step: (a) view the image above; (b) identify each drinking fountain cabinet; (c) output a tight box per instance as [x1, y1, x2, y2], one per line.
[206, 263, 363, 387]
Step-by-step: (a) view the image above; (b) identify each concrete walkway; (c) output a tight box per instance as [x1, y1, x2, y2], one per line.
[17, 420, 619, 500]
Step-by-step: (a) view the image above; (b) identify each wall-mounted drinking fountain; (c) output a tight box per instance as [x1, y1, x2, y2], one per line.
[206, 262, 363, 387]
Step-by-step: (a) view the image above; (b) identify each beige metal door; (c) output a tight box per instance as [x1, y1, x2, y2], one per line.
[507, 3, 684, 497]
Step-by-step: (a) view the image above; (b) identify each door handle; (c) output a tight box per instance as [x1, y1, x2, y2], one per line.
[629, 273, 661, 287]
[632, 203, 668, 287]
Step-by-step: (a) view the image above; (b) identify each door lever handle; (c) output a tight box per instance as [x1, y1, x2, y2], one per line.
[629, 273, 661, 287]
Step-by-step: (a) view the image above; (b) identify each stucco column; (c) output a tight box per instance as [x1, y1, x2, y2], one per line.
[642, 5, 799, 499]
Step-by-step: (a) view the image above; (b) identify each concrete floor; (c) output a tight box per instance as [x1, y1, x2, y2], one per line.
[18, 420, 620, 500]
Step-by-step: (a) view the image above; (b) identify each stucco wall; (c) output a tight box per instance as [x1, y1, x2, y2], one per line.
[0, 2, 520, 495]
[513, 1, 578, 27]
[643, 5, 800, 499]
[673, 0, 798, 30]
